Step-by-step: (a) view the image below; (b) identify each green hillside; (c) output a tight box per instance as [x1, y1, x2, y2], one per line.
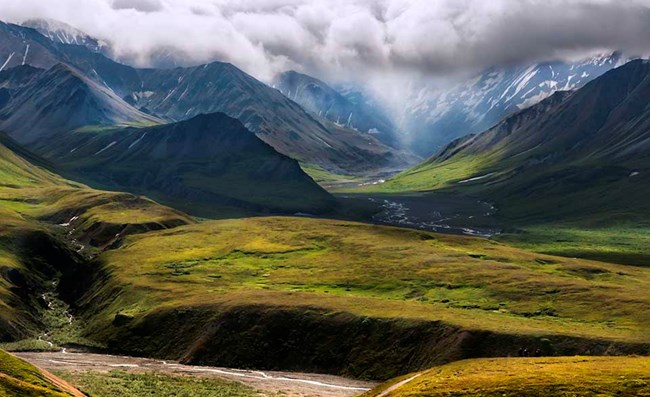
[0, 349, 83, 397]
[364, 356, 650, 397]
[72, 216, 649, 379]
[0, 132, 193, 342]
[0, 126, 648, 382]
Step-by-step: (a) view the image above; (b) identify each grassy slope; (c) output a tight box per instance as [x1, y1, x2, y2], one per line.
[92, 217, 650, 339]
[0, 349, 82, 397]
[74, 216, 649, 379]
[0, 129, 648, 381]
[301, 163, 360, 183]
[497, 224, 650, 267]
[341, 155, 493, 194]
[55, 370, 259, 397]
[364, 356, 650, 397]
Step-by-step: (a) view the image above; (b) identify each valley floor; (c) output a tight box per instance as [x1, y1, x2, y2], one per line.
[16, 351, 375, 397]
[333, 192, 650, 267]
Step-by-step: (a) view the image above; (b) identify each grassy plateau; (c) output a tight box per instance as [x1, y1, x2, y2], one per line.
[68, 216, 649, 380]
[89, 216, 650, 341]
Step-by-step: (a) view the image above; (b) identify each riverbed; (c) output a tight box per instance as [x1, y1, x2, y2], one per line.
[336, 193, 501, 238]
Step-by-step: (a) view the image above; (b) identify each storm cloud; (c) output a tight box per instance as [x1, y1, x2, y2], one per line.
[1, 0, 649, 83]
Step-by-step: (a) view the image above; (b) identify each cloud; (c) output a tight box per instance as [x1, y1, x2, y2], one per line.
[111, 0, 163, 12]
[0, 0, 649, 84]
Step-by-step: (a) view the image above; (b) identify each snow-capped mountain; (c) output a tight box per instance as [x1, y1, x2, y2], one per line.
[22, 18, 107, 54]
[403, 52, 629, 156]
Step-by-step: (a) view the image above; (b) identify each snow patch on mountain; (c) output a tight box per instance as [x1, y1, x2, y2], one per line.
[401, 52, 629, 156]
[22, 18, 107, 53]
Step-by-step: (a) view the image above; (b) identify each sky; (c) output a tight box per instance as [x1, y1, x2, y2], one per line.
[1, 0, 649, 86]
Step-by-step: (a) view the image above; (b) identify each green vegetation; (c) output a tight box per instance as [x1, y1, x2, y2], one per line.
[0, 339, 60, 353]
[498, 224, 650, 267]
[81, 217, 649, 359]
[0, 130, 648, 380]
[0, 349, 82, 397]
[34, 214, 636, 379]
[364, 356, 650, 397]
[0, 135, 194, 343]
[340, 151, 650, 267]
[301, 163, 361, 190]
[339, 155, 494, 194]
[55, 370, 259, 397]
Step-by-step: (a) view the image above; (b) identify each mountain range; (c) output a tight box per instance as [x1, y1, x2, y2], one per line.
[9, 18, 632, 166]
[387, 59, 650, 223]
[0, 20, 408, 174]
[0, 21, 342, 215]
[400, 52, 629, 156]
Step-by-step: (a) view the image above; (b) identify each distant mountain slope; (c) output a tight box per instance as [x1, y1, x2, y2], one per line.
[403, 53, 628, 156]
[431, 59, 650, 168]
[0, 21, 64, 71]
[273, 70, 400, 147]
[0, 64, 160, 144]
[30, 112, 336, 216]
[124, 62, 407, 172]
[381, 60, 650, 222]
[0, 20, 404, 173]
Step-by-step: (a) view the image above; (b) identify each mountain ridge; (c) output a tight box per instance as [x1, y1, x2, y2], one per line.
[381, 59, 650, 223]
[0, 63, 160, 144]
[273, 70, 400, 148]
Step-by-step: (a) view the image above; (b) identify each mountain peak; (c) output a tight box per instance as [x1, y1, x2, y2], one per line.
[21, 18, 106, 53]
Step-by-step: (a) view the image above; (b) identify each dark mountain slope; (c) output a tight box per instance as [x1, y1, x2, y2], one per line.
[0, 64, 160, 144]
[273, 70, 400, 147]
[384, 60, 650, 222]
[31, 112, 336, 216]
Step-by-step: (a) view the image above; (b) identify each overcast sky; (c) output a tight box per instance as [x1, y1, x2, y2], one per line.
[1, 0, 649, 84]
